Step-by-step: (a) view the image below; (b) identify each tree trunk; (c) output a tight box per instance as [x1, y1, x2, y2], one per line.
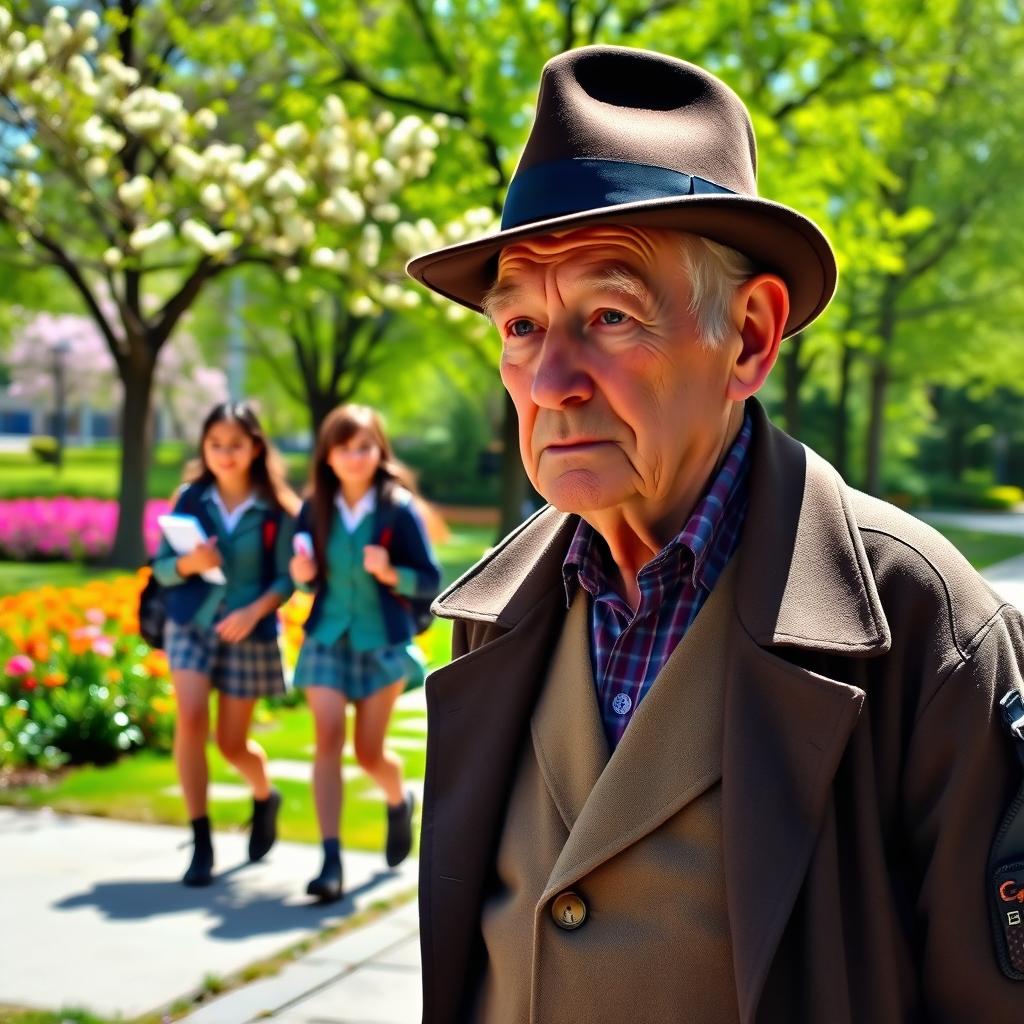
[498, 391, 529, 540]
[109, 355, 156, 567]
[781, 331, 804, 437]
[865, 358, 889, 497]
[834, 342, 854, 480]
[865, 282, 900, 497]
[308, 389, 337, 441]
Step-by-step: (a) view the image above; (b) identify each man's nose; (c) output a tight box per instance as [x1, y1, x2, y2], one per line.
[530, 329, 593, 409]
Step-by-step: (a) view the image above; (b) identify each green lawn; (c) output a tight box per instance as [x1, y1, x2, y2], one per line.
[0, 560, 122, 596]
[0, 443, 312, 501]
[927, 524, 1024, 569]
[0, 703, 427, 850]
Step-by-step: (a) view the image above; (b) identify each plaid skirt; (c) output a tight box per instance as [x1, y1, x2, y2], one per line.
[165, 618, 286, 699]
[292, 633, 421, 700]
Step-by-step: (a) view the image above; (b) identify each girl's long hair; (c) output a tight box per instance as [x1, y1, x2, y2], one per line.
[184, 401, 300, 516]
[307, 404, 418, 577]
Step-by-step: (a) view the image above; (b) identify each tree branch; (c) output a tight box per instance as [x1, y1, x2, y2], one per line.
[405, 0, 455, 76]
[30, 228, 123, 357]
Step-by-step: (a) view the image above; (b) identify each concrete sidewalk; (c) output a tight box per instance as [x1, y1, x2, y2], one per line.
[183, 899, 421, 1024]
[1, 807, 416, 1018]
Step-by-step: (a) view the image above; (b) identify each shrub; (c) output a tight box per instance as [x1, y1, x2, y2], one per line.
[29, 436, 59, 465]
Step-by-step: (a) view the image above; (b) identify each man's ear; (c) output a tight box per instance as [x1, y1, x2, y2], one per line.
[725, 273, 789, 402]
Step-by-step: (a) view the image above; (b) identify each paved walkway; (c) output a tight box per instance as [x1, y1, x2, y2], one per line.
[1, 807, 416, 1018]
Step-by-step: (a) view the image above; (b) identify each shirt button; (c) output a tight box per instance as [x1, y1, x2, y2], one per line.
[552, 891, 587, 930]
[611, 692, 632, 716]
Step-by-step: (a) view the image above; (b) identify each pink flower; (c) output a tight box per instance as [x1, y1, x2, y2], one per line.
[85, 608, 106, 626]
[5, 655, 34, 677]
[92, 637, 115, 658]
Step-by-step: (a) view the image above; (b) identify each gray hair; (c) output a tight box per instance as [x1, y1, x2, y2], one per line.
[679, 233, 755, 347]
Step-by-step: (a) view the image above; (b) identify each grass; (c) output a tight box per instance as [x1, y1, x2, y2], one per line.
[0, 443, 312, 501]
[0, 560, 123, 596]
[0, 702, 426, 848]
[927, 524, 1024, 569]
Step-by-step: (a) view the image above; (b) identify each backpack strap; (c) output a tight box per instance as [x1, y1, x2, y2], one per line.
[988, 688, 1024, 980]
[259, 503, 284, 588]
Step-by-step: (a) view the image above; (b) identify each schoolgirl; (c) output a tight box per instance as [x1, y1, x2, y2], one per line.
[152, 401, 299, 887]
[289, 404, 441, 901]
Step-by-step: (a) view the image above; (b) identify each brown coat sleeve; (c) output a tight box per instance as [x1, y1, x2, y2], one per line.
[904, 605, 1024, 1021]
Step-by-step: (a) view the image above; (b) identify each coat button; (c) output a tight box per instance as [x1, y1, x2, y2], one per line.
[552, 891, 587, 930]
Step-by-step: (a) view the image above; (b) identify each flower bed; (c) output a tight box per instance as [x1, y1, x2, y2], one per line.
[0, 497, 170, 561]
[0, 573, 317, 770]
[0, 572, 174, 768]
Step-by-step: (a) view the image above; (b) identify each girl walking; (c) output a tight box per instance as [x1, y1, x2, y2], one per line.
[289, 404, 441, 901]
[152, 401, 299, 886]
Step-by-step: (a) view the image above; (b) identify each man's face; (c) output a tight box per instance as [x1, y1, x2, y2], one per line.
[488, 226, 740, 517]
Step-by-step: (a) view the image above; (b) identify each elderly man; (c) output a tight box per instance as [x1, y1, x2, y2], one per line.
[407, 46, 1024, 1023]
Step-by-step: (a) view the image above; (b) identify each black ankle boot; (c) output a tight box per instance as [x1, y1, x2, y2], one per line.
[385, 790, 415, 868]
[183, 816, 214, 887]
[249, 789, 282, 862]
[306, 842, 343, 902]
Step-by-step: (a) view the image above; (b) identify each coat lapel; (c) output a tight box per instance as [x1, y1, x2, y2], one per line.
[528, 591, 609, 832]
[539, 559, 737, 902]
[420, 507, 577, 1023]
[724, 402, 884, 1022]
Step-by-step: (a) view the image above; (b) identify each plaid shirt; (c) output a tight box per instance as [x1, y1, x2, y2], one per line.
[562, 412, 753, 749]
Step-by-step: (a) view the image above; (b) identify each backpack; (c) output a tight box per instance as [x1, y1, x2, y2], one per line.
[138, 486, 282, 650]
[375, 495, 436, 636]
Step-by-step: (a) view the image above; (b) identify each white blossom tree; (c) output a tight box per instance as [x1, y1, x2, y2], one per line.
[0, 4, 455, 564]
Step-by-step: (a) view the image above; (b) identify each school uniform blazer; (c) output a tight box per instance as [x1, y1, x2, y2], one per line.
[420, 399, 1024, 1023]
[297, 487, 441, 645]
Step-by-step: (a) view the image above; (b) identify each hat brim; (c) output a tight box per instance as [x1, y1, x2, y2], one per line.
[406, 193, 837, 338]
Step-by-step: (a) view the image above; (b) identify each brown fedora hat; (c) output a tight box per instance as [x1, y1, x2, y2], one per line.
[407, 45, 837, 337]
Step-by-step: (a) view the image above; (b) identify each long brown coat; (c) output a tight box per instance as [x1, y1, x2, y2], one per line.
[420, 402, 1024, 1022]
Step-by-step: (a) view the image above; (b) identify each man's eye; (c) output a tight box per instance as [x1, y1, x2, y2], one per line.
[598, 309, 628, 325]
[508, 319, 535, 337]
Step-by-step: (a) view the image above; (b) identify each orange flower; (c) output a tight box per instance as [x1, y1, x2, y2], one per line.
[143, 650, 169, 677]
[27, 637, 50, 662]
[43, 671, 66, 688]
[68, 634, 93, 656]
[106, 668, 123, 684]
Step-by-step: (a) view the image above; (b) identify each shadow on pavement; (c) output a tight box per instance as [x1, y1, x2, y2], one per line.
[54, 861, 401, 941]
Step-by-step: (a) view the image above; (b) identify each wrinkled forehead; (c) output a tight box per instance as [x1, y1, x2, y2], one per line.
[496, 224, 673, 279]
[485, 225, 682, 318]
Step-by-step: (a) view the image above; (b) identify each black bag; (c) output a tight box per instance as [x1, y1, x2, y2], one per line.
[138, 569, 167, 649]
[375, 495, 436, 636]
[137, 485, 207, 651]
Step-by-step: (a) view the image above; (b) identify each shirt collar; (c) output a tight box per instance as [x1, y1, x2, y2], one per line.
[335, 488, 377, 530]
[562, 411, 753, 605]
[203, 486, 265, 521]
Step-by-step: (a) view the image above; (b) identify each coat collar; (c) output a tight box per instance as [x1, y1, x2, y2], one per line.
[434, 399, 891, 658]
